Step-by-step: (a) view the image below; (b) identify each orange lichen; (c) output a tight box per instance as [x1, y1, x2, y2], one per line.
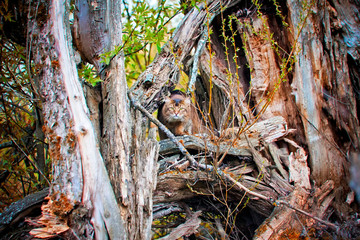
[48, 135, 62, 162]
[51, 60, 60, 68]
[65, 130, 76, 149]
[50, 192, 75, 217]
[278, 228, 304, 240]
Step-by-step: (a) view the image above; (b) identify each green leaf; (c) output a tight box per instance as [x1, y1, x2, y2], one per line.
[156, 43, 162, 53]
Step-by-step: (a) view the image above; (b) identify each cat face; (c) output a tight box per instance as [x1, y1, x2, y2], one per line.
[162, 94, 191, 123]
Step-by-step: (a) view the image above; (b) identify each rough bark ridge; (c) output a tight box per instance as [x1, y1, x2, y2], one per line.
[73, 0, 159, 238]
[29, 0, 126, 239]
[1, 0, 359, 239]
[287, 0, 359, 185]
[137, 0, 359, 238]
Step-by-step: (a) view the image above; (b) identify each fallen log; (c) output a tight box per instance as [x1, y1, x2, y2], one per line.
[159, 116, 290, 157]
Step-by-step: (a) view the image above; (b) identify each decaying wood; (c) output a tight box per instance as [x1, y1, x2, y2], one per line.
[154, 163, 274, 203]
[159, 135, 252, 156]
[129, 0, 241, 111]
[288, 144, 311, 190]
[253, 143, 337, 239]
[286, 0, 358, 186]
[7, 0, 357, 238]
[269, 143, 289, 180]
[154, 127, 290, 218]
[126, 3, 249, 237]
[30, 1, 126, 238]
[159, 116, 289, 156]
[182, 0, 360, 237]
[153, 203, 184, 219]
[0, 188, 49, 233]
[159, 211, 202, 240]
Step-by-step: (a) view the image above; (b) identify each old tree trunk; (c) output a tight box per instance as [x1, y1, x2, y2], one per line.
[1, 0, 360, 239]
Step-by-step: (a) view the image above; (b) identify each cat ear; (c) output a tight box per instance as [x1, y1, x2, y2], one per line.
[184, 97, 191, 105]
[164, 96, 172, 103]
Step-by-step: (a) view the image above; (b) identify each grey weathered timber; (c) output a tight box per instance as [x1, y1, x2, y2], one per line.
[287, 0, 359, 185]
[129, 0, 241, 111]
[31, 0, 126, 239]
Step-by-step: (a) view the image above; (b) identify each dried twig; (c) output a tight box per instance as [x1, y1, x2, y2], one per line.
[129, 93, 339, 231]
[128, 93, 198, 167]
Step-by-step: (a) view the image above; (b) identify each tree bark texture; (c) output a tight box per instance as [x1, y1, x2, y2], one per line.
[30, 0, 126, 239]
[73, 0, 161, 238]
[286, 0, 359, 185]
[127, 1, 242, 238]
[149, 0, 359, 238]
[197, 0, 359, 187]
[4, 0, 359, 239]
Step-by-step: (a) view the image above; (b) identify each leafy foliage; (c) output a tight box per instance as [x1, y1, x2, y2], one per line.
[102, 0, 182, 84]
[78, 64, 102, 87]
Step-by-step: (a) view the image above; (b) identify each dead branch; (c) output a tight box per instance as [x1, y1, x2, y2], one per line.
[159, 211, 202, 240]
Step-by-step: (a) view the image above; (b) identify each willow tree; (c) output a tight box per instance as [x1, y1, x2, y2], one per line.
[1, 0, 360, 239]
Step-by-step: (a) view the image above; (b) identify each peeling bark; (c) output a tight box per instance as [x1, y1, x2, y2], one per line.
[30, 0, 126, 238]
[286, 0, 359, 185]
[4, 0, 360, 239]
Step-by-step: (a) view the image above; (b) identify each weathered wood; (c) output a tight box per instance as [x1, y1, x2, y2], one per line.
[154, 165, 277, 216]
[254, 181, 337, 239]
[0, 188, 49, 233]
[159, 135, 252, 156]
[253, 143, 336, 239]
[159, 116, 290, 156]
[31, 1, 126, 238]
[159, 211, 202, 240]
[73, 0, 112, 71]
[125, 3, 246, 238]
[268, 143, 289, 180]
[83, 84, 101, 144]
[286, 0, 358, 185]
[129, 0, 241, 111]
[133, 134, 159, 238]
[288, 143, 311, 190]
[8, 0, 358, 239]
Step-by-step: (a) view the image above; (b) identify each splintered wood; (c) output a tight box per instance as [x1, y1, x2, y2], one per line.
[159, 116, 289, 156]
[156, 116, 292, 216]
[156, 115, 338, 237]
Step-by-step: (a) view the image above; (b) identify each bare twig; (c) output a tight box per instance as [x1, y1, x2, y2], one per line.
[128, 93, 198, 166]
[9, 136, 50, 186]
[276, 199, 339, 231]
[129, 93, 339, 232]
